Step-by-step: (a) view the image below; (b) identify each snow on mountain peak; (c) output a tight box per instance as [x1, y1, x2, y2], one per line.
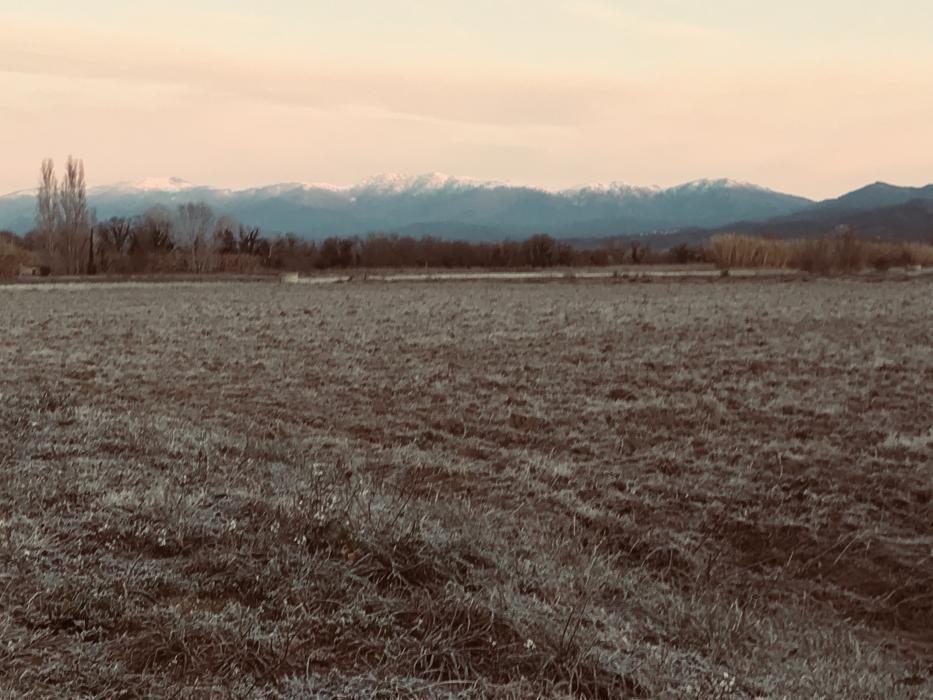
[673, 178, 768, 192]
[90, 176, 198, 195]
[68, 174, 775, 199]
[565, 182, 662, 197]
[245, 182, 350, 196]
[12, 173, 785, 204]
[135, 176, 196, 192]
[354, 172, 501, 195]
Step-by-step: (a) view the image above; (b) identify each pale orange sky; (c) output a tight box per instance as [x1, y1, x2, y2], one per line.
[2, 1, 933, 198]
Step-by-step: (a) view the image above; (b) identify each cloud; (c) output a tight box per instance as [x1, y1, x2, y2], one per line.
[2, 12, 932, 198]
[0, 19, 613, 130]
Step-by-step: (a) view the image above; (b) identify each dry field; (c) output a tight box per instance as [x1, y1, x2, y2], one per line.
[1, 278, 932, 699]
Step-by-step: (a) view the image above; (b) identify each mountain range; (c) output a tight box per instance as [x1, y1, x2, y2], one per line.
[1, 174, 931, 243]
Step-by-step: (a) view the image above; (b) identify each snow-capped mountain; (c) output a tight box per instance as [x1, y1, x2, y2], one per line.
[91, 176, 197, 194]
[351, 172, 503, 196]
[0, 173, 814, 239]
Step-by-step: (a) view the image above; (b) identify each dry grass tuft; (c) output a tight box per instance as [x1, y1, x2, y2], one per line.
[0, 237, 35, 277]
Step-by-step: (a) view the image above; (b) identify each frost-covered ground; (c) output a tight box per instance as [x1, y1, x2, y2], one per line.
[1, 278, 931, 698]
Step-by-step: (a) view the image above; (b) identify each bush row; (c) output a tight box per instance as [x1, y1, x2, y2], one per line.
[710, 233, 933, 273]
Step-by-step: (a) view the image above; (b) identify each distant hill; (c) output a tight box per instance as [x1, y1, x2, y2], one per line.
[0, 174, 813, 240]
[707, 183, 933, 243]
[809, 182, 933, 215]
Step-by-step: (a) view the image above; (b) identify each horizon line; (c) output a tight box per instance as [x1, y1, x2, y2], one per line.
[3, 172, 924, 202]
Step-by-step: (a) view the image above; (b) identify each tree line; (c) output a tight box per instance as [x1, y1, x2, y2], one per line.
[0, 158, 711, 277]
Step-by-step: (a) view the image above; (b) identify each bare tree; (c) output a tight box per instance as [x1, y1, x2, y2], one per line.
[237, 225, 261, 255]
[87, 228, 97, 276]
[97, 216, 132, 272]
[523, 234, 556, 267]
[99, 217, 132, 252]
[59, 156, 89, 274]
[176, 202, 215, 272]
[213, 214, 239, 255]
[125, 207, 175, 272]
[36, 159, 60, 269]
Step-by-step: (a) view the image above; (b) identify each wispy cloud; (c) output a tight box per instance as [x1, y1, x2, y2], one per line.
[0, 20, 611, 129]
[2, 7, 933, 197]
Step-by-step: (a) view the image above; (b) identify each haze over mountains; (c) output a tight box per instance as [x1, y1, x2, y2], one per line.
[1, 174, 931, 242]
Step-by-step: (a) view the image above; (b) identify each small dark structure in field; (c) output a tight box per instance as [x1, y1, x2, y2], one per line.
[18, 264, 51, 277]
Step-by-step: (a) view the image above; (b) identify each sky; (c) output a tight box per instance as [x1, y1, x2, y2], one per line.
[2, 0, 932, 198]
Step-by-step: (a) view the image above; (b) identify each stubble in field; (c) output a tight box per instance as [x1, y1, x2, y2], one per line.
[1, 278, 931, 698]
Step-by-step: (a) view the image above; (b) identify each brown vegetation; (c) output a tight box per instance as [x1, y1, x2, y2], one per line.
[711, 233, 933, 272]
[2, 224, 712, 277]
[0, 233, 35, 277]
[1, 278, 932, 697]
